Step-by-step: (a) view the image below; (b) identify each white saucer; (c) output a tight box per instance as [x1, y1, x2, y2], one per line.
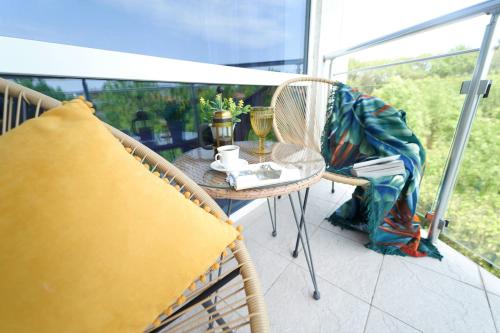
[210, 159, 249, 172]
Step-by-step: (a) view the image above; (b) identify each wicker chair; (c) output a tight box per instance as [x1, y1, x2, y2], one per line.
[271, 76, 369, 189]
[0, 78, 269, 333]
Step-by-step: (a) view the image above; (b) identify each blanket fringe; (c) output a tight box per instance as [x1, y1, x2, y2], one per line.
[328, 183, 442, 260]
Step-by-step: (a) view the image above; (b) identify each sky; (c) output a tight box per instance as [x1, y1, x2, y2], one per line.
[0, 0, 306, 65]
[1, 0, 496, 91]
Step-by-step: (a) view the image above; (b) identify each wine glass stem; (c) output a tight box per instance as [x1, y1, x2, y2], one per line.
[259, 137, 265, 153]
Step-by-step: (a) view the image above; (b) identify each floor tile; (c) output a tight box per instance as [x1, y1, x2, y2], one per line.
[308, 179, 338, 202]
[318, 219, 369, 244]
[230, 199, 266, 223]
[243, 202, 320, 259]
[481, 267, 500, 297]
[364, 307, 421, 333]
[303, 197, 339, 223]
[487, 292, 500, 331]
[234, 201, 268, 229]
[335, 189, 354, 205]
[295, 227, 383, 302]
[265, 263, 370, 333]
[373, 255, 497, 333]
[399, 240, 483, 289]
[309, 179, 355, 204]
[236, 194, 328, 234]
[267, 194, 332, 227]
[244, 238, 290, 294]
[229, 190, 499, 332]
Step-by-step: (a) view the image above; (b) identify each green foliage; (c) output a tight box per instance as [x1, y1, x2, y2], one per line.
[93, 81, 197, 136]
[163, 99, 188, 122]
[347, 44, 499, 272]
[199, 94, 251, 123]
[15, 78, 67, 100]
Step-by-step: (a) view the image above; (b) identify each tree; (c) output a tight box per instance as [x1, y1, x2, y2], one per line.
[347, 48, 499, 269]
[15, 78, 67, 100]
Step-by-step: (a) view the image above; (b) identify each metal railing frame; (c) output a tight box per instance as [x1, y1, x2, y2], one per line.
[323, 0, 500, 61]
[0, 36, 303, 86]
[322, 0, 500, 243]
[329, 48, 480, 77]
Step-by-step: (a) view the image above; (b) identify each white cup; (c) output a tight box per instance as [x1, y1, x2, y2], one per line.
[215, 145, 240, 170]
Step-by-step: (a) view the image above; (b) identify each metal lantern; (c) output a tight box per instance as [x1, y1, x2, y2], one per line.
[212, 109, 233, 151]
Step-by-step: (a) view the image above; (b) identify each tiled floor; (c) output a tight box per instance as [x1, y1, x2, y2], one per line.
[233, 180, 500, 333]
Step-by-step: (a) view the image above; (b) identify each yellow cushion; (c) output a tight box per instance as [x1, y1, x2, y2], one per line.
[0, 99, 238, 333]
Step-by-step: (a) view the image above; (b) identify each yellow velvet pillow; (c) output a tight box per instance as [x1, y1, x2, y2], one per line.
[0, 98, 238, 333]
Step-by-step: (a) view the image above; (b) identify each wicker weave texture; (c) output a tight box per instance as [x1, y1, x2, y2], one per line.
[271, 76, 369, 187]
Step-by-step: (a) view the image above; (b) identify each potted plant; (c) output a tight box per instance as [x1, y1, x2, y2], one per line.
[163, 99, 186, 143]
[199, 94, 251, 138]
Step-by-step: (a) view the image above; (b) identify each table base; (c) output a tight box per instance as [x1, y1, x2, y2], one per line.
[288, 188, 321, 300]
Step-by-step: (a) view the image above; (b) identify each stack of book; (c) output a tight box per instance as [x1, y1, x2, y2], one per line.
[351, 155, 405, 178]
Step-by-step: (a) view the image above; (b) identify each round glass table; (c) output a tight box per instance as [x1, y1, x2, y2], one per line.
[173, 141, 325, 200]
[174, 141, 325, 300]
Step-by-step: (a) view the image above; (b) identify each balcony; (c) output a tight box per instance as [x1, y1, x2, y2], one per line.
[0, 0, 499, 332]
[231, 179, 499, 332]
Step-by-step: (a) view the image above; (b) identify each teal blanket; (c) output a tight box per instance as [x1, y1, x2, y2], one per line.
[322, 83, 441, 259]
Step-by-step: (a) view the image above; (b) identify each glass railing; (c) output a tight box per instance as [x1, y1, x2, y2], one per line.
[3, 76, 278, 213]
[324, 1, 500, 275]
[337, 50, 478, 223]
[6, 77, 276, 162]
[443, 41, 500, 270]
[0, 28, 302, 222]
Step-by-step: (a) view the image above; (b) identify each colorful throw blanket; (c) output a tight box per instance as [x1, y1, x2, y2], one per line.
[321, 83, 441, 259]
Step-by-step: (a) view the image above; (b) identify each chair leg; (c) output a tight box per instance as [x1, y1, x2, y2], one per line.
[151, 268, 241, 333]
[331, 181, 335, 193]
[226, 199, 233, 216]
[202, 300, 233, 332]
[208, 199, 233, 330]
[266, 197, 277, 237]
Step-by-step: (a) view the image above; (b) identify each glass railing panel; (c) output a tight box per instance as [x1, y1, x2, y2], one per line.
[3, 77, 275, 162]
[443, 35, 500, 271]
[3, 76, 277, 213]
[334, 51, 478, 223]
[332, 0, 484, 50]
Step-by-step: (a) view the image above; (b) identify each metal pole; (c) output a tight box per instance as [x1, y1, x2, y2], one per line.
[303, 0, 312, 74]
[190, 84, 202, 147]
[428, 13, 498, 242]
[81, 78, 91, 101]
[328, 59, 334, 79]
[330, 48, 479, 77]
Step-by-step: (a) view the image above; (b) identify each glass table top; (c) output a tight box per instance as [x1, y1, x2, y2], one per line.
[174, 141, 325, 190]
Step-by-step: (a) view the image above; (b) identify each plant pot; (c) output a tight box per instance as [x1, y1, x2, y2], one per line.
[167, 120, 184, 144]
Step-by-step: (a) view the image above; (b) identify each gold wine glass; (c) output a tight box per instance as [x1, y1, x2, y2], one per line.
[250, 106, 274, 154]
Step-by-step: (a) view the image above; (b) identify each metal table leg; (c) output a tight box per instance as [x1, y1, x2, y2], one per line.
[208, 199, 234, 331]
[226, 199, 233, 217]
[291, 192, 307, 258]
[266, 197, 278, 237]
[288, 188, 321, 300]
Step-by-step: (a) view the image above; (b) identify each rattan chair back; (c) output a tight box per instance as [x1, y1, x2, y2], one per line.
[271, 77, 369, 186]
[0, 78, 269, 332]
